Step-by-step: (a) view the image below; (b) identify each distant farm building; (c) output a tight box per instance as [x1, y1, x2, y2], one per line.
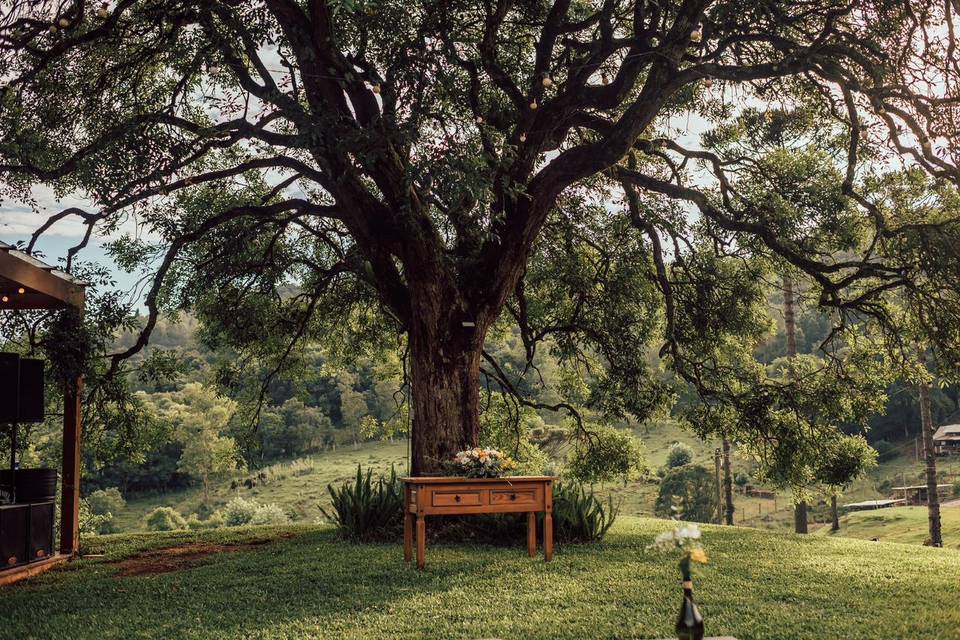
[842, 499, 906, 511]
[933, 424, 960, 456]
[891, 484, 954, 505]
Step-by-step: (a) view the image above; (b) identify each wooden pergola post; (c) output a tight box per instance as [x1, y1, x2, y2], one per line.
[60, 376, 83, 556]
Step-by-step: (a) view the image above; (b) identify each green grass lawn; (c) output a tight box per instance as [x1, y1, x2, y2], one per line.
[6, 517, 959, 639]
[816, 505, 960, 549]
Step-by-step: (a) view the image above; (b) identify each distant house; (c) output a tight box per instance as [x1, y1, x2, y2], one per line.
[933, 424, 960, 456]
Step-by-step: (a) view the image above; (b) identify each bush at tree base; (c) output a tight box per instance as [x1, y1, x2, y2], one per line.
[321, 465, 403, 542]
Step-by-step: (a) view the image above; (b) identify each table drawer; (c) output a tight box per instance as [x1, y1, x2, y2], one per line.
[432, 490, 483, 507]
[490, 489, 538, 506]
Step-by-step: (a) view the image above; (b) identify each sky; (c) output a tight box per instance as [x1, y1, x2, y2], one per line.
[0, 185, 143, 298]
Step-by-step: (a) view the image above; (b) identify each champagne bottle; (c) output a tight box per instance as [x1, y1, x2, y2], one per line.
[675, 578, 705, 640]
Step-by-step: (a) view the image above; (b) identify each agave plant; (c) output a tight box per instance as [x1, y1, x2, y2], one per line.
[321, 465, 403, 542]
[552, 482, 620, 543]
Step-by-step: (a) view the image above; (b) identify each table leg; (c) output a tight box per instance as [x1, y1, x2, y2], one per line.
[527, 512, 537, 557]
[544, 511, 553, 562]
[404, 511, 413, 562]
[416, 514, 426, 570]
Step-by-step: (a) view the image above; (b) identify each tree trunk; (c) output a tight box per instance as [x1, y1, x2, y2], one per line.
[408, 305, 483, 475]
[783, 275, 808, 534]
[830, 494, 840, 532]
[722, 439, 735, 526]
[918, 357, 943, 547]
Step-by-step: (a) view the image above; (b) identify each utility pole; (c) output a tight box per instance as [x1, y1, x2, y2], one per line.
[714, 448, 723, 524]
[722, 439, 735, 526]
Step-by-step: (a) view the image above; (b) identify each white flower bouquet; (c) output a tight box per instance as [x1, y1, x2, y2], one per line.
[446, 447, 517, 478]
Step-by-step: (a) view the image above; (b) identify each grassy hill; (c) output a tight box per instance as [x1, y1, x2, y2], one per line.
[7, 517, 960, 639]
[108, 422, 960, 547]
[817, 506, 960, 548]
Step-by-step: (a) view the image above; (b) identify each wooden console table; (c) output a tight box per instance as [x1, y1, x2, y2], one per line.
[401, 476, 557, 569]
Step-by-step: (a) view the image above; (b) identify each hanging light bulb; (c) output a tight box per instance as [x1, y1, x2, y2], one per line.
[97, 3, 110, 19]
[59, 17, 71, 28]
[690, 25, 703, 43]
[649, 36, 659, 47]
[476, 115, 484, 124]
[17, 288, 25, 294]
[529, 99, 538, 110]
[519, 133, 526, 142]
[541, 74, 553, 88]
[371, 83, 381, 94]
[1, 296, 8, 303]
[48, 25, 58, 34]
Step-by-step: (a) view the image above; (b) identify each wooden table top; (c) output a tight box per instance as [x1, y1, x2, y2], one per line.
[400, 476, 558, 484]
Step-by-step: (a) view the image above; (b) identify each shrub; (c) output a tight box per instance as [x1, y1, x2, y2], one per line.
[87, 487, 125, 516]
[186, 511, 225, 530]
[654, 464, 719, 523]
[321, 465, 402, 542]
[224, 496, 260, 526]
[734, 471, 750, 488]
[873, 440, 900, 462]
[145, 507, 187, 531]
[250, 503, 290, 525]
[82, 487, 126, 534]
[78, 498, 113, 535]
[552, 482, 619, 543]
[665, 442, 694, 468]
[566, 425, 646, 483]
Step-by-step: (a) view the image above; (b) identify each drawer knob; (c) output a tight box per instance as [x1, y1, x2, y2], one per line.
[455, 495, 461, 502]
[510, 494, 517, 501]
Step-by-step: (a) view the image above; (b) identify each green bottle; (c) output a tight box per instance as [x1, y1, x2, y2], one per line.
[675, 578, 705, 640]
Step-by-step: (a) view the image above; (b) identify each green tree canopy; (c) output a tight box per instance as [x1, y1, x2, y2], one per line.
[2, 0, 959, 476]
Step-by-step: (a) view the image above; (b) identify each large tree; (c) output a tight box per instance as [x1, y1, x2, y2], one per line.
[2, 0, 959, 473]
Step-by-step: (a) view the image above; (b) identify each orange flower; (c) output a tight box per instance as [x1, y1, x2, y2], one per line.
[689, 548, 708, 564]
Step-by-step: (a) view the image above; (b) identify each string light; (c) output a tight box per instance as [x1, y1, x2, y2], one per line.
[649, 36, 659, 47]
[17, 288, 25, 294]
[541, 74, 553, 88]
[690, 25, 703, 43]
[476, 115, 483, 124]
[1, 296, 8, 303]
[519, 133, 526, 142]
[48, 25, 58, 34]
[371, 83, 381, 94]
[529, 99, 538, 110]
[58, 18, 71, 28]
[97, 3, 110, 18]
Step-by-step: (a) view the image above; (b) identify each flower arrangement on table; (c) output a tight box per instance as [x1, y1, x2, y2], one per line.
[446, 447, 517, 478]
[649, 524, 708, 640]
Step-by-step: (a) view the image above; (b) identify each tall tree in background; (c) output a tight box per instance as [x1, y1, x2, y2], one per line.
[783, 275, 808, 534]
[917, 353, 943, 547]
[3, 1, 960, 474]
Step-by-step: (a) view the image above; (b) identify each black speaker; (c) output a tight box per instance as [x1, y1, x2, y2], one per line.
[28, 502, 54, 561]
[0, 352, 19, 424]
[0, 504, 28, 568]
[18, 359, 44, 424]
